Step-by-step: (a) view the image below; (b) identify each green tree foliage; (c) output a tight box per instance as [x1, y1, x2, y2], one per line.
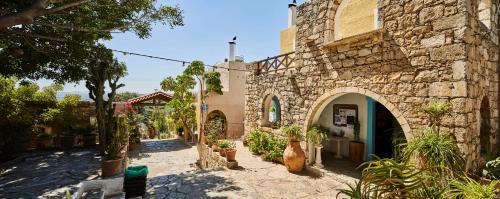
[152, 108, 169, 136]
[0, 75, 62, 160]
[114, 92, 140, 102]
[161, 60, 223, 142]
[0, 0, 184, 83]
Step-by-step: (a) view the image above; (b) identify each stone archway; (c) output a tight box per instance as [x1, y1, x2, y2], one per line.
[304, 87, 412, 137]
[205, 110, 228, 139]
[303, 87, 413, 163]
[479, 96, 492, 157]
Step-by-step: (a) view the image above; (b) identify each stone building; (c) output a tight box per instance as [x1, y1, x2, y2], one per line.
[245, 0, 500, 170]
[196, 41, 246, 139]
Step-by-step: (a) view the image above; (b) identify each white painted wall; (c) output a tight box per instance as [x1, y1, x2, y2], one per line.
[316, 93, 368, 157]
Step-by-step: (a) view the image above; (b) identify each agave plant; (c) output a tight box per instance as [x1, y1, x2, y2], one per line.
[402, 128, 464, 173]
[447, 177, 499, 199]
[336, 180, 369, 199]
[360, 157, 424, 198]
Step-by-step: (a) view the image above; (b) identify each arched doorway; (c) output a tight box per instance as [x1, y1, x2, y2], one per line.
[262, 94, 282, 128]
[205, 110, 227, 139]
[479, 97, 491, 158]
[304, 87, 411, 167]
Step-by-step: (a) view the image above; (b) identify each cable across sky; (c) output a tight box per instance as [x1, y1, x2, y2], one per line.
[110, 49, 247, 72]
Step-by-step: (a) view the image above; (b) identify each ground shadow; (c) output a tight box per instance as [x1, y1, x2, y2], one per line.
[128, 139, 191, 161]
[322, 151, 362, 180]
[145, 168, 242, 199]
[0, 148, 100, 198]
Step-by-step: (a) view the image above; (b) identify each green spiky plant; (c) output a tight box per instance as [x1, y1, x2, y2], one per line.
[359, 156, 424, 198]
[282, 124, 304, 142]
[336, 180, 369, 199]
[447, 177, 499, 199]
[402, 128, 464, 173]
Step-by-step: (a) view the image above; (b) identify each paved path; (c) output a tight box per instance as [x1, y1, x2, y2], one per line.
[0, 149, 101, 198]
[0, 139, 358, 198]
[129, 139, 359, 199]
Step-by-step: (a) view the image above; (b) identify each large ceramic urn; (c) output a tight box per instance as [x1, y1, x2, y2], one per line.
[283, 141, 306, 173]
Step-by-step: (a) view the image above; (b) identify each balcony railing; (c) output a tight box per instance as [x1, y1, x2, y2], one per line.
[253, 52, 295, 75]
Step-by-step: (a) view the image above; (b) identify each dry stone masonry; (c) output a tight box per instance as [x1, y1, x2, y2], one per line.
[245, 0, 499, 171]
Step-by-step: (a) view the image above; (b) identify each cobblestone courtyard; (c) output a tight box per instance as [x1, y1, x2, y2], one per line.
[130, 139, 358, 199]
[1, 139, 358, 198]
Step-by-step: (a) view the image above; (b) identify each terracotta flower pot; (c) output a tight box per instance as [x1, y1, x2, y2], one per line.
[226, 149, 237, 161]
[219, 149, 226, 157]
[60, 135, 75, 150]
[349, 141, 365, 164]
[283, 141, 306, 173]
[101, 158, 123, 177]
[83, 135, 97, 147]
[212, 145, 219, 152]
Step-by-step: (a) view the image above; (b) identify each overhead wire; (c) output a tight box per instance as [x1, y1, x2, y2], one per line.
[110, 49, 247, 72]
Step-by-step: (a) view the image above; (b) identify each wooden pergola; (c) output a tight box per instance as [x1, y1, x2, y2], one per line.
[126, 91, 172, 113]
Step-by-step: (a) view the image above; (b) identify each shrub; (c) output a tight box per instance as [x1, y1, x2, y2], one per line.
[483, 156, 500, 180]
[282, 124, 303, 142]
[248, 129, 269, 154]
[263, 137, 287, 161]
[402, 128, 464, 172]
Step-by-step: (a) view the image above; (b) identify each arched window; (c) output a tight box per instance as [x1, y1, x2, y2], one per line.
[334, 0, 379, 40]
[262, 95, 282, 128]
[478, 0, 492, 29]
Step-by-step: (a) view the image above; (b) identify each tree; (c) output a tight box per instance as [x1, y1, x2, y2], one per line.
[161, 61, 223, 142]
[0, 0, 183, 83]
[85, 46, 127, 153]
[183, 61, 223, 143]
[161, 74, 196, 142]
[114, 92, 140, 102]
[0, 76, 61, 161]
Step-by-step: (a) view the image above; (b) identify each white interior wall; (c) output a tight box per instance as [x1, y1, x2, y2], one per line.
[316, 93, 368, 157]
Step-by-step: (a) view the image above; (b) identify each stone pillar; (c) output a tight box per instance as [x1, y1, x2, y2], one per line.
[314, 147, 323, 168]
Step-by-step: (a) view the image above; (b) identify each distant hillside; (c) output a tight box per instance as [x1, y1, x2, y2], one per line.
[57, 91, 93, 101]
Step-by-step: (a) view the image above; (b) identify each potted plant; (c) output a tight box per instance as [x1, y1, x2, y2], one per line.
[269, 106, 276, 124]
[102, 141, 124, 177]
[349, 120, 364, 164]
[218, 140, 230, 157]
[223, 140, 237, 162]
[128, 125, 141, 151]
[282, 124, 306, 173]
[206, 133, 217, 148]
[306, 125, 329, 168]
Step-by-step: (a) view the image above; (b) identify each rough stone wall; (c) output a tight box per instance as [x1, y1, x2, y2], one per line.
[245, 0, 499, 171]
[197, 144, 238, 169]
[462, 0, 499, 168]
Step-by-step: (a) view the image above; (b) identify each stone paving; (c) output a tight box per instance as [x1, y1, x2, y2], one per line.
[128, 139, 359, 199]
[0, 148, 101, 198]
[0, 139, 359, 198]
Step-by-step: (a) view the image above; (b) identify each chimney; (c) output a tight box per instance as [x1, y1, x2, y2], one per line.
[288, 0, 297, 27]
[229, 37, 236, 62]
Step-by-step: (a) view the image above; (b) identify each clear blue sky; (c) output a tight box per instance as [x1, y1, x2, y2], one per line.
[40, 0, 305, 94]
